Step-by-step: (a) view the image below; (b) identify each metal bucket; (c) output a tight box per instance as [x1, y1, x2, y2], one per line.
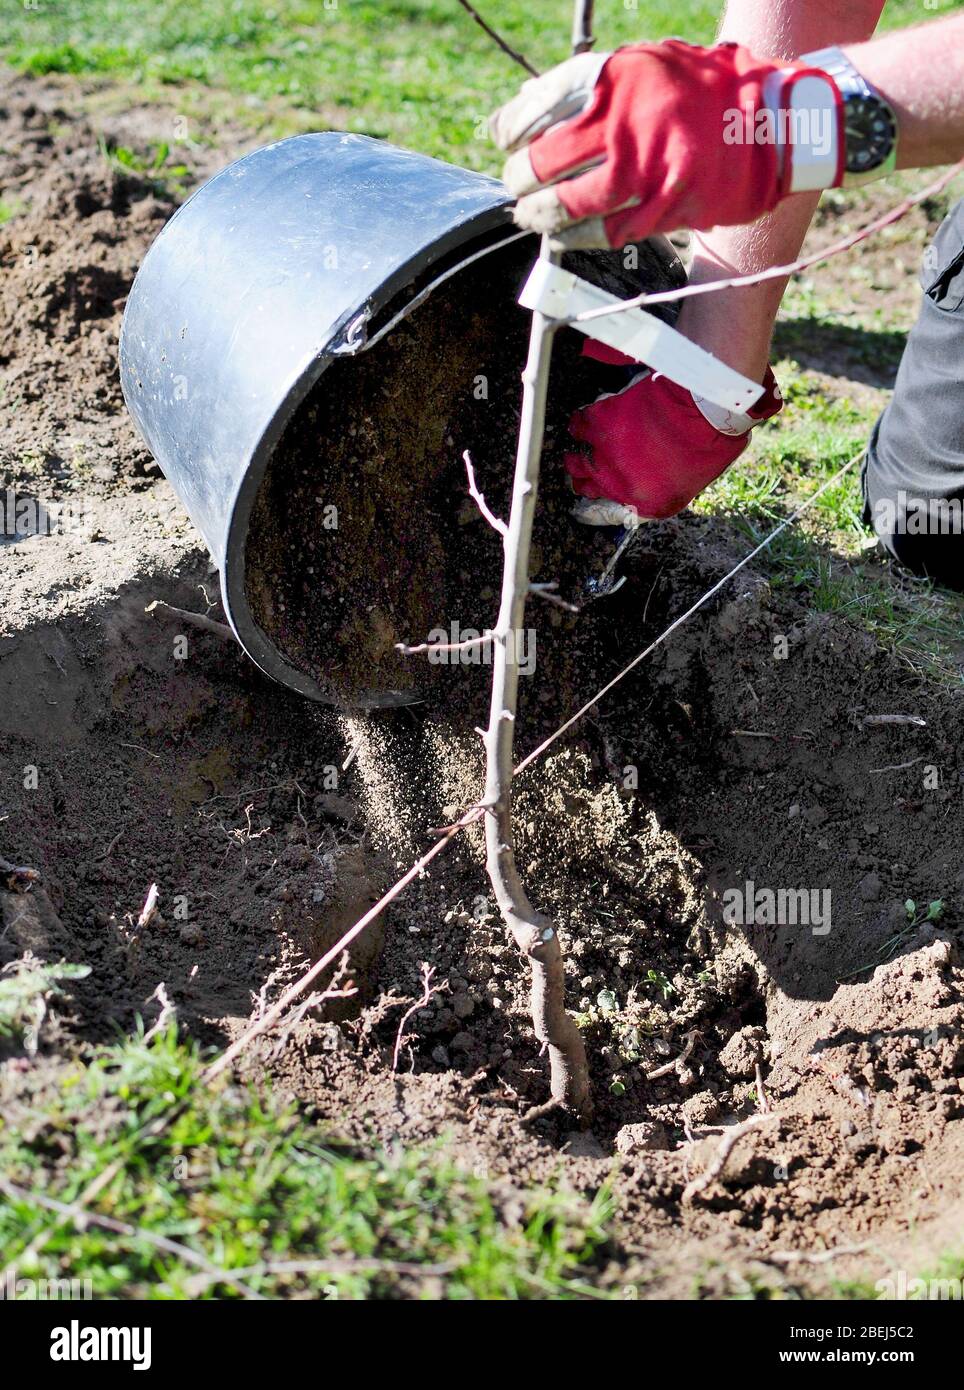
[120, 132, 682, 706]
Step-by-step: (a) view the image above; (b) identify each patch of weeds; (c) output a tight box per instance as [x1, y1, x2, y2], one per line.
[0, 196, 25, 226]
[0, 955, 90, 1054]
[840, 899, 946, 982]
[697, 388, 964, 688]
[697, 381, 873, 543]
[97, 136, 190, 196]
[645, 968, 675, 1001]
[834, 1250, 964, 1301]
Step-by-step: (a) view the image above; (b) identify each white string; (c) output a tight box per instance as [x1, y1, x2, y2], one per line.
[515, 448, 865, 775]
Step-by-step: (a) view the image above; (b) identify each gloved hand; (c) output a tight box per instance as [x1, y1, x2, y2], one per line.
[490, 40, 842, 249]
[566, 339, 784, 521]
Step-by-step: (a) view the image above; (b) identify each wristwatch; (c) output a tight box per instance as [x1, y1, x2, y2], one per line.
[801, 45, 898, 185]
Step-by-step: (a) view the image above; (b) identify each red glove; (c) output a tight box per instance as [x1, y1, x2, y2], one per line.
[566, 339, 783, 520]
[490, 41, 843, 249]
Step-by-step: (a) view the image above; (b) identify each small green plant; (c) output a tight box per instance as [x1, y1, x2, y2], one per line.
[905, 898, 944, 925]
[0, 956, 90, 1054]
[97, 136, 189, 194]
[646, 968, 675, 1000]
[596, 988, 617, 1016]
[841, 898, 948, 981]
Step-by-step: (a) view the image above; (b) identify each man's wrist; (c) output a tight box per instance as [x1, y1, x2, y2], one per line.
[794, 45, 899, 186]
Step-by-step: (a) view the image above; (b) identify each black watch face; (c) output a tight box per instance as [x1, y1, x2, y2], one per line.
[844, 95, 896, 174]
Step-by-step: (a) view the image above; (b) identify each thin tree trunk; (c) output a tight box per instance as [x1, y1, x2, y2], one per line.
[482, 237, 591, 1122]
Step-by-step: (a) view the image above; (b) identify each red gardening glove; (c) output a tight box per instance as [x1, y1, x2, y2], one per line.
[566, 339, 783, 519]
[490, 41, 843, 249]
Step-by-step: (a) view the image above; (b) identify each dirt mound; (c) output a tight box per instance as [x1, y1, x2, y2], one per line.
[0, 92, 168, 483]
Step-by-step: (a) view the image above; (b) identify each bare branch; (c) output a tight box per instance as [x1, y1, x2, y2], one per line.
[396, 632, 494, 657]
[455, 0, 539, 77]
[529, 581, 580, 614]
[479, 231, 591, 1123]
[392, 963, 447, 1071]
[464, 450, 507, 535]
[144, 599, 235, 642]
[571, 0, 595, 54]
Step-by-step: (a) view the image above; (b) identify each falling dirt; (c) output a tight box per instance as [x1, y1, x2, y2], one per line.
[3, 68, 964, 1296]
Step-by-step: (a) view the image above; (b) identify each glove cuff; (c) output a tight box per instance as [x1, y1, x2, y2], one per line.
[761, 66, 844, 195]
[691, 364, 783, 435]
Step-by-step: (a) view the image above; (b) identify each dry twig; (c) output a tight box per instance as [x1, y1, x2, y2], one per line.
[0, 1177, 263, 1300]
[455, 0, 539, 76]
[682, 1114, 778, 1205]
[763, 1242, 872, 1267]
[861, 713, 926, 728]
[392, 962, 447, 1071]
[646, 1029, 698, 1080]
[144, 598, 234, 642]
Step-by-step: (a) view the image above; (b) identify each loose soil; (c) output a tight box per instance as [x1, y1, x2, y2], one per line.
[3, 67, 964, 1297]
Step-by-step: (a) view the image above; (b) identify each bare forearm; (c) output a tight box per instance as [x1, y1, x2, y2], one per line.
[847, 17, 964, 169]
[679, 0, 886, 378]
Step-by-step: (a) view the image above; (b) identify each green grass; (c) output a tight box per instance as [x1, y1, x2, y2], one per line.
[0, 0, 932, 167]
[0, 1022, 614, 1299]
[693, 349, 964, 685]
[833, 1252, 964, 1301]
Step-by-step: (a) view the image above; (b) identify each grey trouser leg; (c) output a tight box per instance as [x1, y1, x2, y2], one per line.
[862, 198, 964, 588]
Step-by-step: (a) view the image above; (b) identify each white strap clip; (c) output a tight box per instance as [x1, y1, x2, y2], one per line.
[518, 260, 764, 414]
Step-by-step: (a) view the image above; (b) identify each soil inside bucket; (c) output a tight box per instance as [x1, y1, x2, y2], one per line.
[244, 235, 684, 716]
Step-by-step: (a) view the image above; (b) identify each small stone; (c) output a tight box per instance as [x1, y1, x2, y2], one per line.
[314, 1023, 348, 1053]
[280, 843, 312, 869]
[681, 1090, 720, 1126]
[451, 993, 475, 1019]
[845, 1128, 877, 1156]
[562, 1131, 606, 1159]
[451, 1032, 474, 1052]
[859, 871, 882, 902]
[615, 1121, 669, 1155]
[719, 1025, 766, 1079]
[312, 793, 357, 823]
[178, 922, 201, 946]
